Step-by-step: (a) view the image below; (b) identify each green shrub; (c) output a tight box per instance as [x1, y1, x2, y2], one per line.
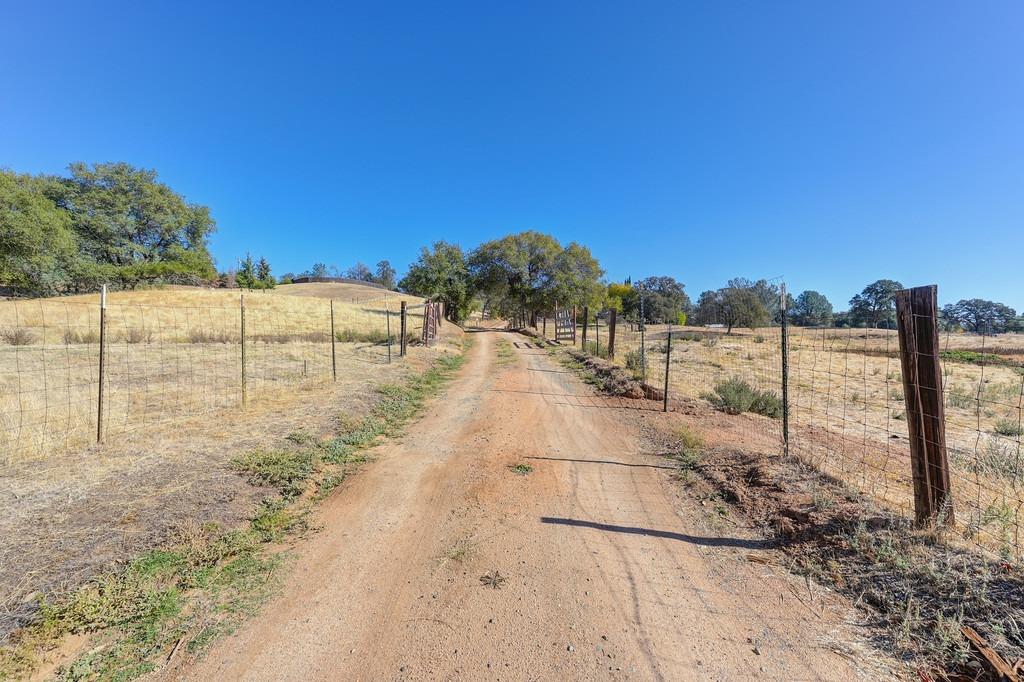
[994, 419, 1023, 438]
[703, 378, 782, 418]
[623, 349, 645, 380]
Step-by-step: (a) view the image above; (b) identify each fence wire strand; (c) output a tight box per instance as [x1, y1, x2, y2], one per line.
[534, 301, 1024, 562]
[0, 293, 428, 463]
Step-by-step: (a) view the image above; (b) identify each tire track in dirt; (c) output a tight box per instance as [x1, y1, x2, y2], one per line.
[164, 328, 899, 681]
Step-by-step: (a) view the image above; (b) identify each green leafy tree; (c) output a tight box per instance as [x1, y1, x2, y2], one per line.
[605, 281, 632, 313]
[374, 260, 397, 290]
[693, 286, 769, 333]
[54, 162, 216, 287]
[791, 290, 834, 327]
[399, 241, 473, 322]
[469, 231, 603, 317]
[942, 299, 1017, 334]
[0, 171, 78, 295]
[849, 279, 903, 329]
[624, 276, 691, 323]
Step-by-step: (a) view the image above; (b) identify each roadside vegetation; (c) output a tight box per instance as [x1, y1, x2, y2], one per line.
[702, 378, 783, 418]
[646, 415, 1024, 677]
[0, 349, 467, 680]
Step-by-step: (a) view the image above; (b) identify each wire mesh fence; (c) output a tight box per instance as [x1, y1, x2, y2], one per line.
[0, 291, 427, 463]
[533, 295, 1024, 562]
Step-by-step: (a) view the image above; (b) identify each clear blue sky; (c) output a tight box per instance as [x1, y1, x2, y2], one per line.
[2, 1, 1022, 310]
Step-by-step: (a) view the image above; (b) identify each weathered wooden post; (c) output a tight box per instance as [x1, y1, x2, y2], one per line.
[607, 309, 617, 360]
[895, 285, 953, 527]
[240, 294, 248, 407]
[330, 299, 337, 381]
[97, 284, 107, 443]
[581, 306, 589, 347]
[572, 306, 577, 345]
[400, 300, 408, 357]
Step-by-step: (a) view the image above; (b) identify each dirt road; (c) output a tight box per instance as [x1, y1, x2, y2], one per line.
[171, 328, 895, 681]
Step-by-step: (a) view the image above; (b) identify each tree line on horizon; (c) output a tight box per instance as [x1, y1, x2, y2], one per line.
[3, 163, 1019, 334]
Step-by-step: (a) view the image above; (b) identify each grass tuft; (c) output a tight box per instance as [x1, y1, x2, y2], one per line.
[230, 449, 317, 497]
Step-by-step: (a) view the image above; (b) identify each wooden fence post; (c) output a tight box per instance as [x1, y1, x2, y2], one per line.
[97, 284, 107, 443]
[607, 309, 617, 360]
[330, 299, 337, 381]
[400, 301, 408, 357]
[572, 306, 577, 344]
[895, 285, 953, 528]
[581, 306, 589, 347]
[240, 294, 247, 407]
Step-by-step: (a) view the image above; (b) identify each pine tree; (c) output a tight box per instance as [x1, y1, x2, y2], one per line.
[237, 254, 256, 290]
[256, 257, 274, 289]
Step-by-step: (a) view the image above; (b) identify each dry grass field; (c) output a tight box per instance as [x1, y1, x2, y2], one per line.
[0, 283, 429, 462]
[560, 319, 1024, 559]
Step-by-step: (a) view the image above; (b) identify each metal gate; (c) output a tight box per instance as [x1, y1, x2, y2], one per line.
[554, 306, 576, 343]
[421, 301, 441, 346]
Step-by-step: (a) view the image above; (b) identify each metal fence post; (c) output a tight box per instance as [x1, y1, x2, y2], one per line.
[663, 325, 672, 412]
[400, 300, 408, 357]
[895, 284, 953, 528]
[608, 309, 617, 360]
[572, 306, 577, 344]
[780, 284, 791, 457]
[595, 313, 600, 357]
[386, 296, 393, 364]
[330, 299, 337, 381]
[97, 284, 107, 443]
[639, 296, 646, 383]
[240, 294, 247, 407]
